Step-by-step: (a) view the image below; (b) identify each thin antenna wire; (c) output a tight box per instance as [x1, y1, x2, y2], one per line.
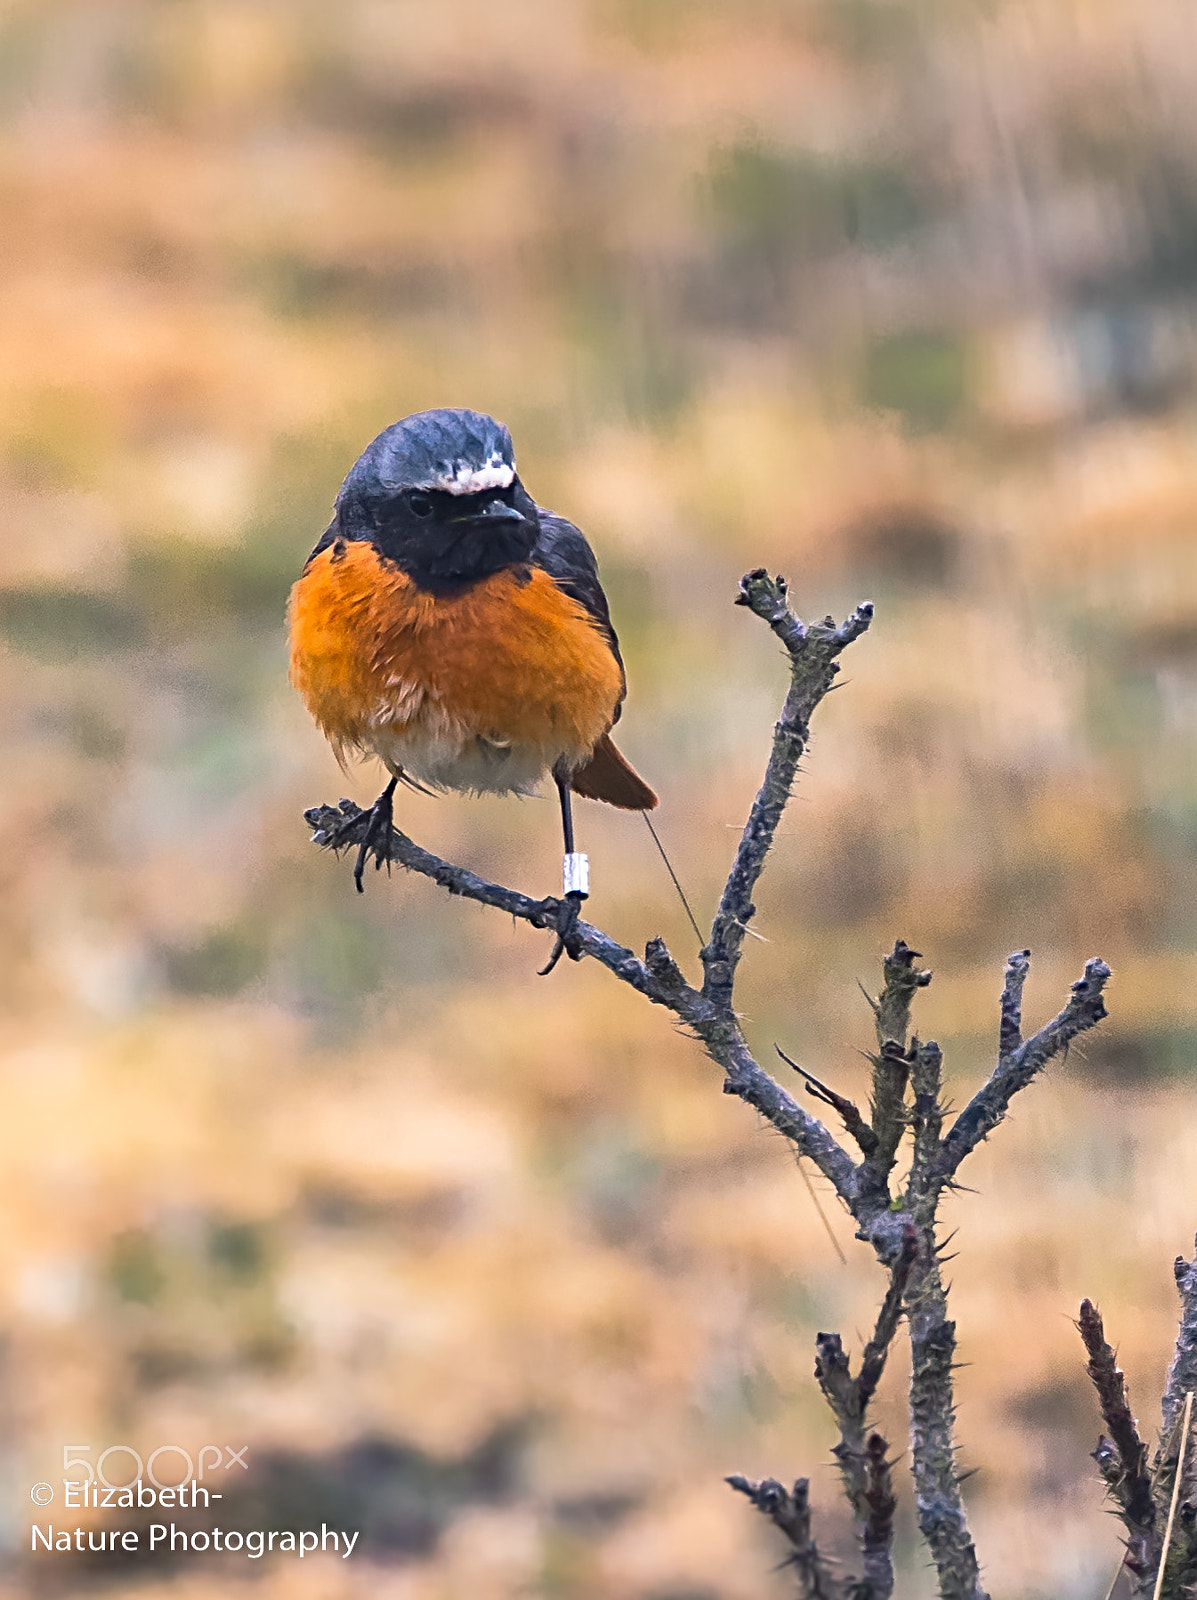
[796, 1157, 847, 1266]
[642, 813, 705, 949]
[639, 818, 842, 1262]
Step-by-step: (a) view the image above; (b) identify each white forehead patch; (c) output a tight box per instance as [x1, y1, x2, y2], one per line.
[415, 453, 515, 496]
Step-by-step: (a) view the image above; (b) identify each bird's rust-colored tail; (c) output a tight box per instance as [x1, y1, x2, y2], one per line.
[571, 733, 658, 810]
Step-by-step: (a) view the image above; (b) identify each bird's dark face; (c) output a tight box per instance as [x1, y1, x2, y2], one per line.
[332, 408, 539, 592]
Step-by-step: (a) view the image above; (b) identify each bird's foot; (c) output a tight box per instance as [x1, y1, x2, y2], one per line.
[539, 891, 586, 976]
[323, 782, 396, 893]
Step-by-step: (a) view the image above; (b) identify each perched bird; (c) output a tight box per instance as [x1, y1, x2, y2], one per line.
[289, 407, 657, 964]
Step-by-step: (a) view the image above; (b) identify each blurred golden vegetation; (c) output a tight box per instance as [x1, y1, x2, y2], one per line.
[3, 0, 1197, 1595]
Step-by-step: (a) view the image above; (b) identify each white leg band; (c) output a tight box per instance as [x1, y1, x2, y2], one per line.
[563, 852, 589, 898]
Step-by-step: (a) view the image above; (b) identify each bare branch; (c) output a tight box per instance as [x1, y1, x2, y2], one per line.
[305, 573, 1115, 1600]
[713, 1023, 860, 1205]
[1144, 1244, 1197, 1591]
[880, 1013, 987, 1597]
[905, 1252, 988, 1600]
[875, 939, 932, 1049]
[702, 573, 873, 1012]
[731, 566, 810, 652]
[813, 1237, 914, 1597]
[1077, 1298, 1157, 1577]
[938, 956, 1112, 1180]
[856, 943, 933, 1206]
[1092, 1439, 1156, 1596]
[305, 839, 865, 1210]
[1082, 1257, 1197, 1595]
[1162, 1238, 1197, 1444]
[308, 573, 874, 1215]
[858, 1231, 918, 1410]
[861, 1040, 910, 1203]
[999, 948, 1030, 1059]
[1153, 1390, 1196, 1600]
[725, 1475, 839, 1600]
[907, 1040, 946, 1221]
[306, 799, 690, 1010]
[860, 1432, 898, 1600]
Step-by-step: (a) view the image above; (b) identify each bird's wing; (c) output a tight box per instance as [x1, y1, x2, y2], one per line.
[530, 511, 627, 715]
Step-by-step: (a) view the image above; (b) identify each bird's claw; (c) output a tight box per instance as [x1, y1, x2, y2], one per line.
[324, 789, 394, 893]
[539, 891, 586, 976]
[354, 797, 395, 893]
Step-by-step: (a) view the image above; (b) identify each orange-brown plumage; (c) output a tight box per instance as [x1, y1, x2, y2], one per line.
[289, 539, 645, 800]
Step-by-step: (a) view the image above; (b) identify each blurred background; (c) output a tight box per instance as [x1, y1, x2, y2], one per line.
[1, 0, 1196, 1595]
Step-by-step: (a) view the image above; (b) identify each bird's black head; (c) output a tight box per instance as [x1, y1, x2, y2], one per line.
[333, 408, 539, 592]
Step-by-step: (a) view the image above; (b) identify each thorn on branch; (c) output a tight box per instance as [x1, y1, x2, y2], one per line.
[858, 978, 880, 1018]
[777, 1045, 879, 1156]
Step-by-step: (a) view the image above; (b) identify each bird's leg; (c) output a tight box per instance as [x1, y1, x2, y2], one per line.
[330, 775, 398, 894]
[539, 773, 587, 975]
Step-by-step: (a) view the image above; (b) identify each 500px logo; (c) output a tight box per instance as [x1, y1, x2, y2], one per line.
[29, 1444, 249, 1504]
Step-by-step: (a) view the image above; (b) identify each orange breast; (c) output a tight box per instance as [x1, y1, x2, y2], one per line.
[288, 540, 625, 785]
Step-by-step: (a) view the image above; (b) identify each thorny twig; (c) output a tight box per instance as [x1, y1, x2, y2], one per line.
[1078, 1252, 1197, 1596]
[999, 948, 1030, 1060]
[938, 954, 1112, 1183]
[1153, 1391, 1194, 1600]
[1162, 1241, 1197, 1447]
[307, 571, 1114, 1598]
[1157, 1242, 1197, 1592]
[1077, 1298, 1156, 1580]
[726, 1476, 839, 1600]
[812, 1230, 916, 1598]
[701, 572, 872, 1016]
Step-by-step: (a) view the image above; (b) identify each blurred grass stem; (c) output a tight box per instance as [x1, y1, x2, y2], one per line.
[1151, 1389, 1193, 1600]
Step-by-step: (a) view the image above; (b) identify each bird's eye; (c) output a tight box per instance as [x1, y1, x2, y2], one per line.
[408, 491, 434, 519]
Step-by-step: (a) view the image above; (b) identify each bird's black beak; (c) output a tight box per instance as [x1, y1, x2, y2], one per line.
[449, 499, 528, 526]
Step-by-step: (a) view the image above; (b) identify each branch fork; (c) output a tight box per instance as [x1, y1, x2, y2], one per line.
[306, 569, 1114, 1598]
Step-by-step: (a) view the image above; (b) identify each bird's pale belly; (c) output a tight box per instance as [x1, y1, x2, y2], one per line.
[366, 701, 562, 796]
[288, 540, 624, 795]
